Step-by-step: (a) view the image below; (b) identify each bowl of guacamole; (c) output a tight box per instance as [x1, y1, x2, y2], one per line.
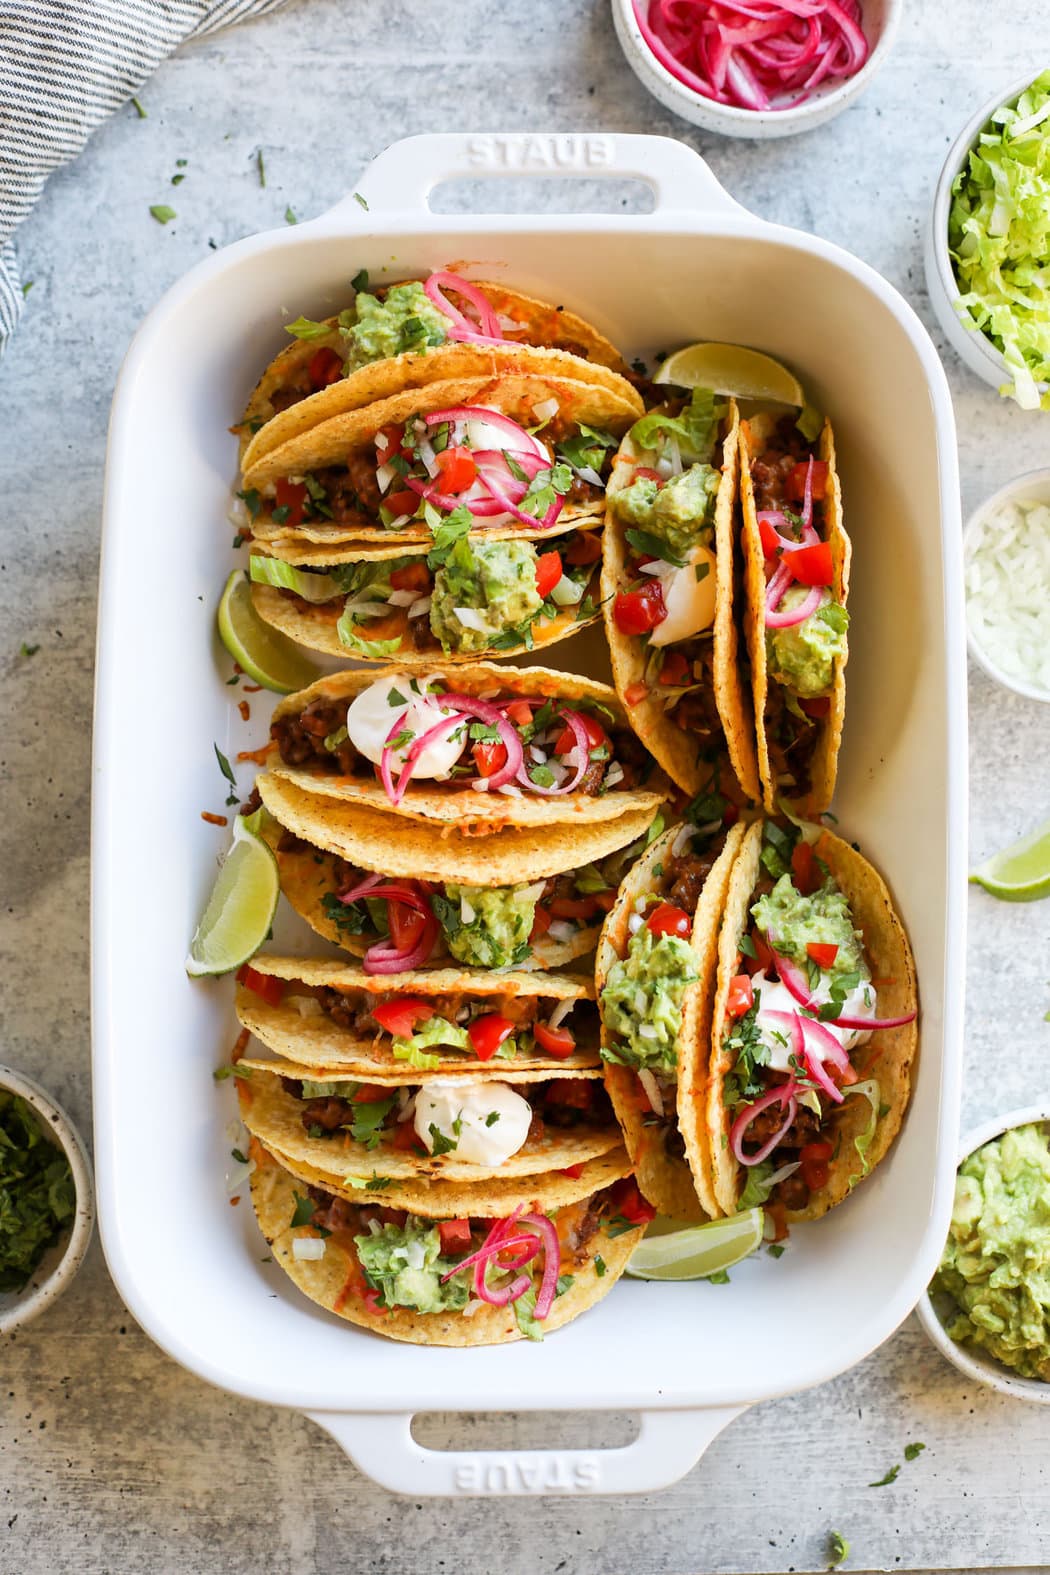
[917, 1108, 1050, 1401]
[0, 1064, 94, 1334]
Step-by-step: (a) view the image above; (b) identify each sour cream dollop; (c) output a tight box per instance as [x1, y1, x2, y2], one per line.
[345, 678, 465, 780]
[414, 1078, 533, 1166]
[646, 545, 718, 647]
[751, 967, 877, 1071]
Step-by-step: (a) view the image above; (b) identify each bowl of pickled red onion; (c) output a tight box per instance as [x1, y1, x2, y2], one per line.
[611, 0, 902, 139]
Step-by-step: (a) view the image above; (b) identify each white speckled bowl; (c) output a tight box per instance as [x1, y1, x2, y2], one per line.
[916, 1105, 1050, 1404]
[963, 468, 1050, 703]
[925, 69, 1050, 401]
[0, 1065, 95, 1334]
[610, 0, 902, 140]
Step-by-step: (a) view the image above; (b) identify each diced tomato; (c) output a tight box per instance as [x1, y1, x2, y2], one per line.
[438, 1218, 473, 1254]
[468, 1014, 515, 1062]
[723, 803, 740, 827]
[633, 466, 663, 484]
[434, 445, 477, 494]
[593, 890, 616, 912]
[613, 581, 666, 637]
[563, 531, 602, 566]
[362, 1287, 390, 1316]
[726, 973, 754, 1019]
[385, 489, 419, 519]
[647, 903, 691, 938]
[308, 346, 342, 389]
[375, 1207, 408, 1228]
[608, 1178, 656, 1226]
[529, 905, 552, 941]
[534, 1022, 577, 1058]
[388, 900, 426, 953]
[806, 942, 839, 969]
[504, 699, 534, 729]
[759, 515, 783, 557]
[389, 560, 432, 593]
[534, 551, 563, 600]
[799, 1140, 833, 1193]
[745, 928, 775, 977]
[787, 541, 834, 587]
[550, 895, 599, 921]
[273, 477, 307, 527]
[624, 680, 649, 706]
[785, 459, 828, 503]
[371, 996, 434, 1038]
[657, 651, 690, 687]
[236, 965, 285, 1007]
[351, 1083, 390, 1104]
[559, 1163, 586, 1179]
[472, 741, 508, 778]
[553, 710, 607, 758]
[375, 423, 408, 460]
[547, 1079, 593, 1110]
[799, 695, 831, 719]
[391, 1120, 421, 1151]
[791, 839, 820, 896]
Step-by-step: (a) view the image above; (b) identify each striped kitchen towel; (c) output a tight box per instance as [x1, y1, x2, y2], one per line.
[0, 0, 291, 353]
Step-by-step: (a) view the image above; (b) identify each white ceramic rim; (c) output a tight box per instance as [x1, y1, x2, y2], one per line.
[0, 1064, 95, 1334]
[610, 0, 902, 136]
[915, 1104, 1050, 1403]
[962, 467, 1050, 703]
[928, 68, 1050, 392]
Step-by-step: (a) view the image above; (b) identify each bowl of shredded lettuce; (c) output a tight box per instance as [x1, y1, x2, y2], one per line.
[926, 69, 1050, 410]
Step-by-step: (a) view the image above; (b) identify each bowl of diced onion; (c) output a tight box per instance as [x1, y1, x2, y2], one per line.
[964, 470, 1050, 702]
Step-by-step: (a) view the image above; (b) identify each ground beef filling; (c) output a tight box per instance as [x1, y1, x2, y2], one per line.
[291, 1077, 612, 1144]
[763, 686, 819, 799]
[749, 418, 813, 513]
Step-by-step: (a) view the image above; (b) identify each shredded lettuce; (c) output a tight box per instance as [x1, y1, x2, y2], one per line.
[249, 556, 342, 603]
[845, 1079, 881, 1188]
[335, 612, 403, 659]
[393, 1016, 471, 1061]
[949, 68, 1050, 409]
[627, 387, 724, 466]
[738, 1161, 775, 1209]
[299, 1077, 360, 1099]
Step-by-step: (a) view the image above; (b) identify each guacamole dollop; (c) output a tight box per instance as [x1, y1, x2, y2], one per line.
[601, 925, 699, 1073]
[610, 463, 720, 562]
[355, 1217, 470, 1314]
[766, 591, 848, 698]
[751, 872, 868, 981]
[430, 537, 541, 654]
[342, 282, 449, 371]
[931, 1124, 1050, 1381]
[438, 883, 540, 969]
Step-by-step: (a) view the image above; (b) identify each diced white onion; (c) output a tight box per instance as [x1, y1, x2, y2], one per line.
[672, 823, 693, 857]
[640, 559, 674, 577]
[550, 574, 585, 606]
[387, 589, 418, 608]
[633, 894, 648, 914]
[289, 994, 323, 1019]
[638, 1023, 658, 1040]
[966, 498, 1050, 694]
[228, 496, 248, 527]
[628, 912, 644, 935]
[341, 599, 389, 620]
[767, 1160, 801, 1187]
[604, 762, 624, 788]
[533, 398, 560, 422]
[548, 920, 577, 942]
[470, 778, 491, 793]
[577, 466, 604, 488]
[638, 1068, 664, 1116]
[366, 1217, 382, 1235]
[408, 595, 432, 618]
[404, 1237, 427, 1271]
[497, 782, 523, 797]
[665, 434, 683, 477]
[460, 894, 476, 924]
[530, 745, 548, 764]
[388, 513, 413, 530]
[418, 438, 438, 476]
[453, 607, 489, 632]
[496, 313, 519, 331]
[461, 1296, 484, 1317]
[396, 1092, 418, 1123]
[292, 1237, 326, 1261]
[548, 998, 578, 1029]
[376, 461, 396, 493]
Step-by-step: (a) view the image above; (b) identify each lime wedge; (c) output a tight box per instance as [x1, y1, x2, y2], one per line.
[624, 1208, 764, 1281]
[970, 820, 1050, 902]
[186, 813, 280, 976]
[217, 569, 322, 694]
[654, 342, 805, 407]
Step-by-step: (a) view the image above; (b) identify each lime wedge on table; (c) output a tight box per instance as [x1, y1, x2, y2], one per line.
[624, 1209, 764, 1281]
[185, 814, 279, 977]
[217, 568, 321, 693]
[970, 820, 1050, 902]
[654, 342, 804, 407]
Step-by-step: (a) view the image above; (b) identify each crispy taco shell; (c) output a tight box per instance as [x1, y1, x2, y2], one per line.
[236, 955, 600, 1073]
[239, 278, 632, 471]
[740, 416, 849, 816]
[707, 821, 918, 1221]
[603, 399, 760, 803]
[596, 821, 747, 1220]
[243, 373, 642, 545]
[266, 663, 668, 830]
[257, 773, 660, 885]
[249, 1143, 640, 1345]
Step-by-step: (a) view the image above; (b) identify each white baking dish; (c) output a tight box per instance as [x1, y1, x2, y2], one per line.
[92, 131, 966, 1497]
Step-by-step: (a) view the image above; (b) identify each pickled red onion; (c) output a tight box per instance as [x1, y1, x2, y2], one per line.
[729, 1081, 798, 1165]
[423, 271, 505, 345]
[767, 935, 917, 1031]
[765, 582, 822, 628]
[516, 708, 590, 795]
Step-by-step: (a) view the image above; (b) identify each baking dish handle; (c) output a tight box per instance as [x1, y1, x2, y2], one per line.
[303, 1405, 745, 1496]
[323, 132, 744, 221]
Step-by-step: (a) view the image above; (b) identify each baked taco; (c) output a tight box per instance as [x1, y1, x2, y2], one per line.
[246, 522, 603, 663]
[703, 818, 917, 1225]
[739, 412, 849, 815]
[235, 956, 600, 1073]
[597, 818, 747, 1220]
[268, 803, 660, 972]
[264, 663, 667, 830]
[238, 373, 642, 547]
[238, 269, 632, 471]
[234, 1063, 621, 1185]
[249, 1140, 649, 1345]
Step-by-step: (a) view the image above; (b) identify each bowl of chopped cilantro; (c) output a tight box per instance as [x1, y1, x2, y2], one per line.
[926, 68, 1050, 410]
[0, 1065, 94, 1333]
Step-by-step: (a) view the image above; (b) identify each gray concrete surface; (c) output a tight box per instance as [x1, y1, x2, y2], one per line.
[2, 0, 1050, 1570]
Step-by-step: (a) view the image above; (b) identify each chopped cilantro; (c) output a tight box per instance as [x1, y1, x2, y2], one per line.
[284, 206, 298, 225]
[555, 1274, 575, 1296]
[350, 1096, 397, 1150]
[484, 1111, 500, 1127]
[828, 1530, 850, 1566]
[594, 1254, 607, 1277]
[354, 192, 369, 210]
[706, 1268, 731, 1284]
[256, 147, 266, 187]
[19, 642, 39, 658]
[426, 506, 473, 567]
[387, 686, 407, 707]
[428, 1123, 458, 1157]
[904, 1442, 925, 1462]
[289, 1193, 315, 1229]
[868, 1463, 900, 1488]
[351, 268, 368, 292]
[131, 96, 146, 118]
[149, 205, 176, 225]
[606, 1214, 637, 1239]
[625, 527, 685, 567]
[365, 1175, 392, 1191]
[21, 280, 34, 297]
[271, 505, 290, 524]
[767, 1243, 786, 1259]
[236, 487, 261, 518]
[230, 1148, 248, 1165]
